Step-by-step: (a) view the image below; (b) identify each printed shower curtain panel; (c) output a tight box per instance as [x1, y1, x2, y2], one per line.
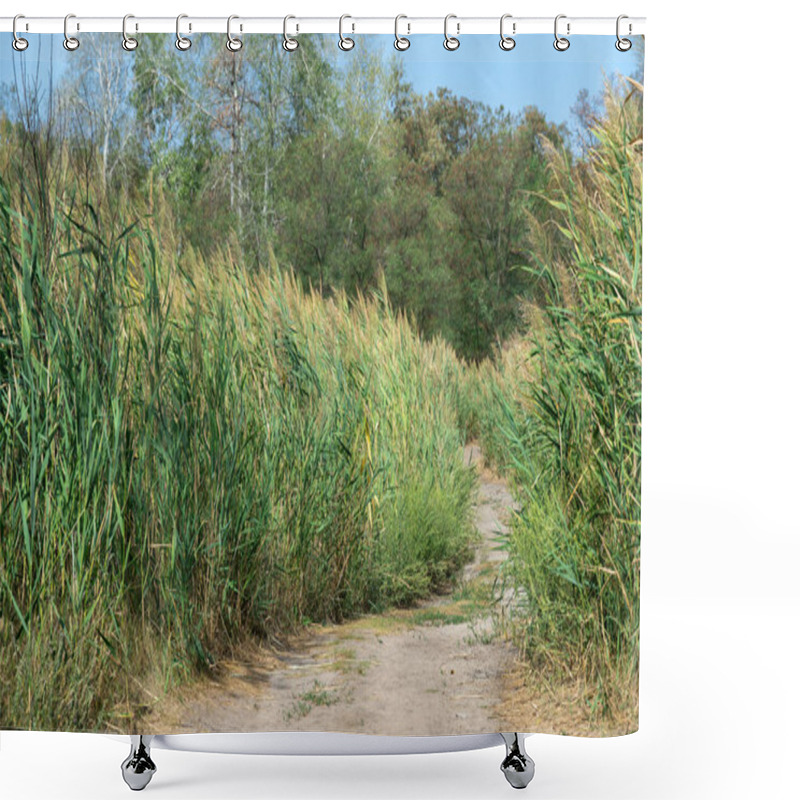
[0, 21, 643, 781]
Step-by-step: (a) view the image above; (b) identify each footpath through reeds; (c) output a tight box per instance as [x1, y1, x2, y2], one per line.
[1, 80, 642, 734]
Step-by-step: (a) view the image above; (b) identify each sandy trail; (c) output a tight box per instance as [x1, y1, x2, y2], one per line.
[143, 444, 525, 735]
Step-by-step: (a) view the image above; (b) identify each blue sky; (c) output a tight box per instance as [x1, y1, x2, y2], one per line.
[1, 32, 642, 130]
[381, 34, 642, 125]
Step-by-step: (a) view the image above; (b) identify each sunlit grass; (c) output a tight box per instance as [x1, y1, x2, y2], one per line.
[463, 80, 643, 728]
[0, 78, 642, 735]
[0, 180, 474, 731]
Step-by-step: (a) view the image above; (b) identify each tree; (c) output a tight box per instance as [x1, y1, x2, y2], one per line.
[63, 34, 137, 194]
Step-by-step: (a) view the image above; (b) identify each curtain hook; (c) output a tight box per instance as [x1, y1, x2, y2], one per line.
[176, 14, 192, 51]
[499, 14, 516, 51]
[226, 15, 243, 52]
[12, 14, 29, 51]
[283, 15, 299, 51]
[616, 14, 632, 51]
[122, 14, 138, 51]
[63, 14, 80, 51]
[339, 14, 355, 51]
[394, 14, 410, 51]
[554, 14, 570, 51]
[443, 14, 460, 51]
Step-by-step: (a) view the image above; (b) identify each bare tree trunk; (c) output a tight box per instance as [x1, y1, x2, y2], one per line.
[229, 55, 237, 215]
[228, 54, 244, 243]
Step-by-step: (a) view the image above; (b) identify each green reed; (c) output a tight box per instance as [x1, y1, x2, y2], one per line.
[0, 180, 473, 731]
[0, 78, 642, 734]
[467, 81, 643, 727]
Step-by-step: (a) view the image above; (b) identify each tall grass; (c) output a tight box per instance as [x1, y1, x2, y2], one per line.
[473, 80, 643, 727]
[0, 75, 642, 735]
[0, 178, 473, 731]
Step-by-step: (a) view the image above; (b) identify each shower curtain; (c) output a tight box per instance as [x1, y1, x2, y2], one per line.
[0, 27, 643, 740]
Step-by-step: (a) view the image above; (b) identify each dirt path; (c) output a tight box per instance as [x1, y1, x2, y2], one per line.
[143, 444, 525, 735]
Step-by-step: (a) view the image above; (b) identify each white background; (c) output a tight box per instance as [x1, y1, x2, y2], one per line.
[3, 1, 799, 798]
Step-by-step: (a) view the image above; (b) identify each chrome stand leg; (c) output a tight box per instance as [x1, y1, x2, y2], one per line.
[500, 733, 535, 789]
[121, 735, 157, 791]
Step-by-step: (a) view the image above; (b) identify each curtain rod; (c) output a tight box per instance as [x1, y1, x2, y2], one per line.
[0, 16, 645, 37]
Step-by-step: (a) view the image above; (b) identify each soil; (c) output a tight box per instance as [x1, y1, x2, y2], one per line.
[140, 444, 535, 735]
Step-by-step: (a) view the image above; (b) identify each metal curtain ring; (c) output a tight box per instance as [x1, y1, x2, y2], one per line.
[443, 14, 459, 51]
[616, 14, 632, 51]
[122, 14, 138, 51]
[394, 14, 410, 51]
[176, 14, 192, 51]
[339, 14, 354, 51]
[554, 14, 570, 51]
[63, 14, 80, 51]
[226, 15, 243, 52]
[283, 15, 299, 51]
[499, 14, 515, 51]
[12, 14, 28, 51]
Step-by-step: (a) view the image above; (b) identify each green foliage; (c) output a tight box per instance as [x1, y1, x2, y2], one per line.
[275, 85, 569, 361]
[0, 179, 474, 731]
[0, 40, 643, 736]
[0, 38, 568, 361]
[480, 81, 643, 724]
